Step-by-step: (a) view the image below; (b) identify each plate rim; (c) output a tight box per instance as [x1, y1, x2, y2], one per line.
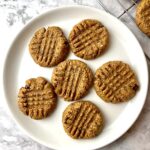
[2, 5, 149, 150]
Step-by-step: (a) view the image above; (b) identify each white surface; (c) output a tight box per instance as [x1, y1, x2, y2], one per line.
[2, 5, 149, 150]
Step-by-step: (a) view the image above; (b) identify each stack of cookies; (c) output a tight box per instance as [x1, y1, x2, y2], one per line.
[17, 19, 139, 139]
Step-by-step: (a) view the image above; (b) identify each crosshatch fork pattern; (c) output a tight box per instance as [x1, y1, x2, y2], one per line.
[94, 61, 138, 102]
[69, 19, 109, 59]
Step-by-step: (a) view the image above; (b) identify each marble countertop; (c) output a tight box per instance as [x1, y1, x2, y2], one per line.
[0, 0, 150, 150]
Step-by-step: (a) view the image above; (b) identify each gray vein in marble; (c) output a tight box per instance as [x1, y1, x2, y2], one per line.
[6, 5, 33, 25]
[0, 108, 50, 150]
[0, 0, 60, 26]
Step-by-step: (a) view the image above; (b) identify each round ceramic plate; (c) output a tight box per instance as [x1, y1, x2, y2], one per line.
[3, 5, 149, 150]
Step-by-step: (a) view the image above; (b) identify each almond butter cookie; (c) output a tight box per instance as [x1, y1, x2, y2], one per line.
[62, 101, 104, 139]
[29, 26, 69, 67]
[69, 19, 109, 59]
[18, 77, 57, 119]
[136, 0, 150, 36]
[51, 60, 93, 101]
[94, 61, 139, 103]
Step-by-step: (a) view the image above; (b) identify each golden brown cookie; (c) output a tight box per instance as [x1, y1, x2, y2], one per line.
[62, 101, 104, 139]
[18, 77, 57, 119]
[29, 26, 69, 67]
[69, 19, 109, 59]
[136, 0, 150, 36]
[94, 61, 139, 103]
[51, 60, 93, 101]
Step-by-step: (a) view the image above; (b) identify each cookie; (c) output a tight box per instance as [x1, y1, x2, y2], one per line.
[69, 19, 109, 59]
[51, 60, 93, 101]
[29, 26, 69, 67]
[94, 61, 139, 103]
[136, 0, 150, 36]
[18, 77, 57, 119]
[62, 101, 104, 139]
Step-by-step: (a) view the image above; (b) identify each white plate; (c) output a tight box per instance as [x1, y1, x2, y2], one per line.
[3, 5, 149, 150]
